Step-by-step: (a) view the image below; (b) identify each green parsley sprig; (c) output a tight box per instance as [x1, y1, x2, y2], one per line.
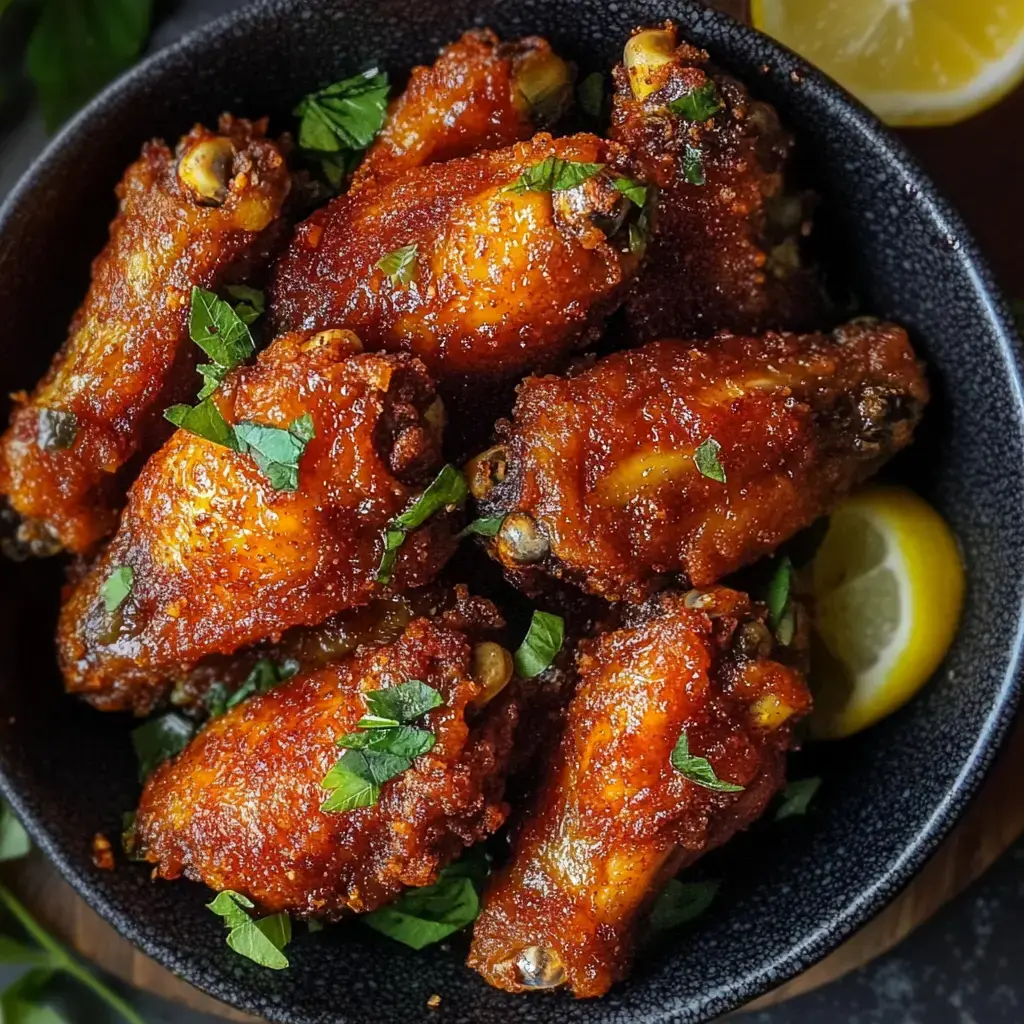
[131, 711, 195, 781]
[649, 878, 720, 931]
[670, 729, 744, 792]
[513, 610, 564, 678]
[693, 436, 726, 483]
[766, 555, 796, 646]
[205, 657, 300, 718]
[775, 776, 821, 821]
[376, 243, 419, 289]
[504, 157, 605, 194]
[668, 80, 724, 122]
[207, 890, 291, 970]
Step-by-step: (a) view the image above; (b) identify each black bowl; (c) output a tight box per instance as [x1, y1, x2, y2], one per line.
[1, 1, 1023, 1021]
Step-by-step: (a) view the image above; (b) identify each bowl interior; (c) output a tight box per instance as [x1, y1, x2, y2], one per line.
[0, 1, 1022, 1022]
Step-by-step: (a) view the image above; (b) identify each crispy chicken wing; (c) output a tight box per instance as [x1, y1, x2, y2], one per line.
[354, 30, 572, 188]
[134, 606, 517, 918]
[0, 116, 292, 556]
[271, 134, 645, 442]
[611, 24, 823, 341]
[470, 319, 928, 601]
[58, 331, 457, 714]
[468, 587, 811, 997]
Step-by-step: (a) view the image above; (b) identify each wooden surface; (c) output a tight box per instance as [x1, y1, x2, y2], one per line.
[8, 0, 1024, 1020]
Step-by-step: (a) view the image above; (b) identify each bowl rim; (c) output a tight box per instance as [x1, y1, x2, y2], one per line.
[2, 0, 1023, 1020]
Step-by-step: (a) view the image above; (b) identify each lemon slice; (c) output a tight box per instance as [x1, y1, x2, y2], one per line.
[808, 486, 964, 739]
[751, 0, 1024, 126]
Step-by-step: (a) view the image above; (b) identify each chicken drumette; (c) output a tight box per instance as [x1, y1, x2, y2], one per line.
[0, 117, 292, 556]
[469, 587, 811, 997]
[470, 319, 927, 601]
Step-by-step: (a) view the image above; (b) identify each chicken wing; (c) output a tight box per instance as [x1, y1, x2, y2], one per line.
[468, 587, 811, 997]
[469, 319, 928, 601]
[354, 30, 572, 188]
[611, 23, 823, 342]
[58, 330, 458, 714]
[133, 605, 518, 918]
[0, 116, 292, 556]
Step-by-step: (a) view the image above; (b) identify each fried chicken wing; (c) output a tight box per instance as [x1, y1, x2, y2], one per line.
[58, 331, 457, 714]
[468, 587, 811, 997]
[611, 24, 823, 341]
[0, 116, 292, 556]
[470, 319, 928, 601]
[271, 134, 644, 441]
[354, 30, 572, 188]
[134, 608, 518, 918]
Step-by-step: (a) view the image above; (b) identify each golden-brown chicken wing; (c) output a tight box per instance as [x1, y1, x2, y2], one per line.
[0, 116, 292, 556]
[271, 133, 645, 443]
[470, 320, 928, 601]
[354, 30, 572, 188]
[468, 587, 811, 997]
[611, 24, 823, 341]
[58, 330, 459, 714]
[133, 607, 518, 918]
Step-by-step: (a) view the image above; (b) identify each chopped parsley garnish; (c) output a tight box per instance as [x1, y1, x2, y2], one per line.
[321, 681, 444, 812]
[234, 414, 316, 493]
[362, 848, 490, 949]
[577, 71, 608, 121]
[458, 515, 505, 539]
[164, 396, 237, 449]
[613, 176, 648, 208]
[207, 657, 301, 718]
[693, 437, 726, 483]
[649, 879, 720, 930]
[775, 776, 821, 821]
[376, 243, 419, 289]
[670, 729, 744, 793]
[223, 284, 265, 325]
[513, 610, 564, 679]
[504, 157, 605, 194]
[131, 711, 195, 781]
[189, 286, 255, 378]
[36, 408, 77, 451]
[683, 144, 706, 186]
[100, 565, 134, 613]
[375, 465, 469, 584]
[207, 890, 291, 970]
[668, 80, 724, 122]
[765, 555, 796, 645]
[294, 69, 390, 187]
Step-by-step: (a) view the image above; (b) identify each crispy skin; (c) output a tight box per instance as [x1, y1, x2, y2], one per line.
[271, 134, 643, 426]
[611, 23, 823, 341]
[135, 614, 518, 918]
[58, 332, 457, 714]
[0, 117, 292, 556]
[468, 588, 811, 997]
[354, 30, 566, 188]
[474, 320, 928, 601]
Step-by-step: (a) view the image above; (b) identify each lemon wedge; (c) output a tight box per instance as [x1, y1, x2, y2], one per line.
[751, 0, 1024, 126]
[808, 486, 964, 739]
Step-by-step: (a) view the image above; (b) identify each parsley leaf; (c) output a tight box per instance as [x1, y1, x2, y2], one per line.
[577, 71, 607, 121]
[375, 465, 469, 584]
[765, 555, 796, 647]
[693, 437, 726, 483]
[376, 243, 419, 289]
[776, 776, 821, 821]
[504, 157, 605, 194]
[683, 144, 706, 186]
[613, 177, 648, 208]
[458, 515, 505, 539]
[0, 801, 30, 864]
[670, 730, 744, 792]
[36, 408, 77, 451]
[209, 657, 300, 717]
[131, 711, 195, 781]
[208, 890, 290, 970]
[223, 284, 265, 325]
[100, 565, 133, 613]
[649, 879, 720, 930]
[234, 414, 316, 492]
[668, 80, 724, 122]
[188, 286, 254, 372]
[320, 758, 381, 812]
[339, 725, 435, 758]
[513, 610, 564, 679]
[364, 680, 443, 724]
[164, 397, 237, 450]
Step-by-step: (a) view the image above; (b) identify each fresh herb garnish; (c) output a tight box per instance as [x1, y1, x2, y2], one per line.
[375, 465, 469, 584]
[577, 71, 607, 121]
[234, 414, 316, 493]
[207, 657, 301, 718]
[321, 681, 444, 812]
[223, 284, 265, 325]
[765, 555, 796, 645]
[100, 565, 134, 614]
[362, 850, 490, 949]
[294, 69, 390, 186]
[207, 890, 291, 970]
[164, 396, 238, 449]
[376, 243, 419, 289]
[649, 879, 720, 930]
[36, 408, 77, 451]
[513, 610, 564, 679]
[613, 176, 648, 208]
[131, 712, 195, 781]
[670, 729, 744, 792]
[504, 157, 605, 194]
[189, 286, 254, 374]
[458, 515, 505, 539]
[693, 437, 726, 483]
[668, 80, 724, 122]
[683, 144, 706, 186]
[775, 776, 821, 821]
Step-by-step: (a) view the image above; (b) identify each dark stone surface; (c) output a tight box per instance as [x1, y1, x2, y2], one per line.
[1, 1, 1023, 1023]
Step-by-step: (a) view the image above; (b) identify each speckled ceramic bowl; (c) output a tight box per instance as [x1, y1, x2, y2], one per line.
[0, 0, 1022, 1021]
